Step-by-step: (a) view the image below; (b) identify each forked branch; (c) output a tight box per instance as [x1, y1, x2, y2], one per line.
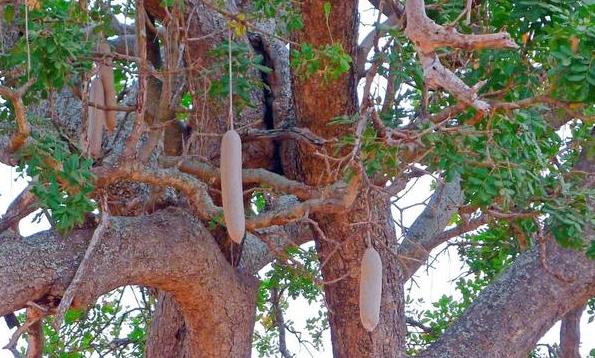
[0, 78, 36, 152]
[404, 0, 518, 111]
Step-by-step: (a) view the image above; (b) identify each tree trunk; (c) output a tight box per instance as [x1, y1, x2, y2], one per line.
[315, 191, 406, 357]
[287, 1, 407, 355]
[145, 292, 187, 358]
[559, 305, 585, 358]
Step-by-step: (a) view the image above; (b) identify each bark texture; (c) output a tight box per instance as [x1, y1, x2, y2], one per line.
[289, 1, 407, 356]
[419, 241, 595, 358]
[559, 305, 585, 358]
[1, 1, 594, 358]
[0, 208, 258, 357]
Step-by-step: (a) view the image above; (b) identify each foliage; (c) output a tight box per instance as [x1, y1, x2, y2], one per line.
[252, 0, 303, 33]
[254, 246, 328, 357]
[290, 43, 352, 81]
[0, 0, 593, 356]
[17, 135, 95, 234]
[406, 222, 523, 353]
[0, 0, 94, 98]
[208, 40, 272, 109]
[14, 287, 153, 357]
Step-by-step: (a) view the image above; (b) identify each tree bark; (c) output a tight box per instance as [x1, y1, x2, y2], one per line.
[418, 240, 595, 358]
[288, 1, 407, 356]
[559, 305, 585, 358]
[0, 208, 258, 357]
[145, 292, 187, 358]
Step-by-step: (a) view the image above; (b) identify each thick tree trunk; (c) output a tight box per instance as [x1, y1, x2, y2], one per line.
[0, 209, 258, 358]
[418, 240, 595, 358]
[559, 305, 585, 358]
[288, 1, 407, 356]
[315, 191, 406, 357]
[145, 292, 187, 357]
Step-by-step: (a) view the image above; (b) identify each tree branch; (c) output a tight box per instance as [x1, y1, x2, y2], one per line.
[418, 240, 595, 358]
[0, 208, 257, 357]
[398, 176, 463, 280]
[271, 286, 292, 358]
[159, 156, 324, 201]
[559, 305, 585, 358]
[404, 0, 517, 111]
[0, 78, 36, 152]
[0, 184, 37, 234]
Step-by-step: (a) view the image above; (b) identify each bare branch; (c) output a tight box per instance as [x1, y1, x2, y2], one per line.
[95, 162, 360, 232]
[271, 286, 293, 358]
[242, 127, 327, 148]
[160, 156, 323, 201]
[356, 15, 400, 78]
[406, 316, 433, 334]
[122, 0, 148, 158]
[0, 184, 37, 234]
[433, 214, 490, 243]
[0, 78, 36, 152]
[246, 174, 361, 230]
[405, 0, 517, 54]
[93, 163, 221, 220]
[404, 0, 517, 111]
[53, 211, 110, 331]
[398, 176, 463, 280]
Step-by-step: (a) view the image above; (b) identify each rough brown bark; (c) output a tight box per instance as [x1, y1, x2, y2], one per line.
[418, 240, 595, 358]
[288, 1, 406, 356]
[559, 305, 585, 358]
[315, 191, 407, 357]
[0, 208, 258, 357]
[1, 1, 594, 357]
[145, 292, 187, 358]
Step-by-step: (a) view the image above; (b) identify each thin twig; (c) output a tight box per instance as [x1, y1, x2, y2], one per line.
[53, 208, 110, 331]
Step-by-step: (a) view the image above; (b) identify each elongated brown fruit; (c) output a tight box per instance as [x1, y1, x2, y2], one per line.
[220, 129, 245, 243]
[359, 246, 382, 332]
[82, 77, 106, 158]
[98, 42, 117, 132]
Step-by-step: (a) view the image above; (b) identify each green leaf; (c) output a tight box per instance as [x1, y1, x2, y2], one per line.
[323, 2, 331, 20]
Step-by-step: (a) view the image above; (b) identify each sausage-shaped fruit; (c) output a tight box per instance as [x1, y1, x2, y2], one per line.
[359, 246, 382, 332]
[98, 42, 117, 132]
[83, 77, 106, 158]
[220, 129, 245, 243]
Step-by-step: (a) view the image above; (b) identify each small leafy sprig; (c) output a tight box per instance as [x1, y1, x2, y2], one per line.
[290, 43, 352, 81]
[17, 135, 96, 234]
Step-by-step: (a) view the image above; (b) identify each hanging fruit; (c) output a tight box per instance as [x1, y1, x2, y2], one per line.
[359, 246, 382, 332]
[220, 129, 245, 243]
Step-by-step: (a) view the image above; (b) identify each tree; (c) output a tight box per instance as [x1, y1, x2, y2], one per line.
[0, 0, 593, 357]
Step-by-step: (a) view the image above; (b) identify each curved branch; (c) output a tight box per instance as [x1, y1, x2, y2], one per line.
[0, 208, 257, 357]
[0, 184, 37, 234]
[404, 0, 517, 54]
[398, 176, 463, 280]
[160, 156, 323, 201]
[418, 240, 595, 358]
[0, 78, 36, 152]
